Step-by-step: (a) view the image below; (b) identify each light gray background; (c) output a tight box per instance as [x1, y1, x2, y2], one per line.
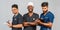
[0, 0, 60, 30]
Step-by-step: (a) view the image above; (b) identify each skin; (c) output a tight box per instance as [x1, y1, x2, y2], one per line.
[24, 5, 36, 26]
[12, 7, 18, 14]
[35, 6, 53, 28]
[7, 7, 23, 28]
[27, 5, 33, 13]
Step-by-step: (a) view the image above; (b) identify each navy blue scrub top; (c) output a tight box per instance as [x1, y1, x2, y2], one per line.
[12, 13, 23, 30]
[23, 13, 39, 30]
[40, 11, 54, 30]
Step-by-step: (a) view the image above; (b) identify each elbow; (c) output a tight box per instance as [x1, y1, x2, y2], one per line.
[18, 24, 23, 28]
[47, 23, 53, 28]
[13, 24, 23, 28]
[48, 24, 52, 28]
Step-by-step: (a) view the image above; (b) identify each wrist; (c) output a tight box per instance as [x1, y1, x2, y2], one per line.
[11, 25, 13, 28]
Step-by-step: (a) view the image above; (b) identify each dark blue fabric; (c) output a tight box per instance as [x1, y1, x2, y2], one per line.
[12, 13, 23, 30]
[23, 13, 39, 30]
[40, 11, 54, 30]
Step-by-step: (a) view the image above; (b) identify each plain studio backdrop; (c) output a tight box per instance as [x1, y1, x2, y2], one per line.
[0, 0, 60, 30]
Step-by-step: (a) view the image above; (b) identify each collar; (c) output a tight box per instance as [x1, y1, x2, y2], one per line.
[14, 13, 19, 17]
[43, 11, 49, 16]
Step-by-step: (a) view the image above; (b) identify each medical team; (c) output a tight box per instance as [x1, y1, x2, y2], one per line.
[7, 2, 54, 30]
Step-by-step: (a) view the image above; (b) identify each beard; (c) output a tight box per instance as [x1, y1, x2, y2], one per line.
[13, 12, 18, 15]
[28, 9, 33, 13]
[43, 10, 48, 14]
[29, 11, 33, 13]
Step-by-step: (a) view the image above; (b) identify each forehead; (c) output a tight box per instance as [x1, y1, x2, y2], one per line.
[28, 5, 33, 7]
[42, 6, 48, 8]
[12, 8, 18, 11]
[12, 7, 17, 10]
[12, 7, 17, 9]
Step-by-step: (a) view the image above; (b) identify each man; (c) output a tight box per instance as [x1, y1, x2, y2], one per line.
[23, 2, 39, 30]
[7, 4, 23, 30]
[35, 2, 54, 30]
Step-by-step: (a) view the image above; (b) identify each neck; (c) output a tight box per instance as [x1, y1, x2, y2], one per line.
[14, 12, 19, 16]
[43, 11, 48, 16]
[28, 12, 33, 17]
[29, 12, 33, 14]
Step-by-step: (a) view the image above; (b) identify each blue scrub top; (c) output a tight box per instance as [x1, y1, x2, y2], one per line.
[40, 11, 54, 30]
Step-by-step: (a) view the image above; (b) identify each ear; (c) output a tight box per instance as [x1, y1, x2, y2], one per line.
[33, 7, 34, 8]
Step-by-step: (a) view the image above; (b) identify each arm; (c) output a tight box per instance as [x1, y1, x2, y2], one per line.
[7, 23, 23, 28]
[23, 21, 36, 26]
[38, 13, 54, 28]
[29, 14, 39, 26]
[12, 24, 23, 28]
[39, 13, 54, 27]
[35, 19, 52, 28]
[39, 21, 53, 28]
[12, 15, 23, 28]
[41, 13, 54, 28]
[23, 22, 30, 26]
[28, 21, 37, 26]
[23, 15, 30, 26]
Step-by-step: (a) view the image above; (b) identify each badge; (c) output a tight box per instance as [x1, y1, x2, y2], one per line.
[45, 17, 48, 18]
[41, 18, 43, 20]
[33, 18, 35, 20]
[14, 18, 16, 20]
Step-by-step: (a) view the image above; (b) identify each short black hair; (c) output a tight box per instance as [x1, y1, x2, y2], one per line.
[12, 4, 18, 9]
[41, 2, 48, 7]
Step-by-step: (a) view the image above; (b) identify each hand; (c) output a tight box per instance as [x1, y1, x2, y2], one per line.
[23, 22, 29, 26]
[7, 23, 12, 28]
[29, 22, 36, 26]
[35, 19, 40, 23]
[24, 22, 29, 25]
[39, 20, 43, 24]
[35, 19, 42, 24]
[7, 21, 12, 28]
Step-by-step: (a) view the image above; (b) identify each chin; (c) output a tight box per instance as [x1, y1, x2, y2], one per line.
[29, 11, 32, 12]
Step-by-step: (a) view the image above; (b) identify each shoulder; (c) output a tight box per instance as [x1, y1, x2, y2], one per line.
[34, 13, 39, 16]
[23, 13, 28, 17]
[47, 11, 54, 18]
[17, 13, 22, 18]
[40, 13, 43, 16]
[48, 11, 54, 16]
